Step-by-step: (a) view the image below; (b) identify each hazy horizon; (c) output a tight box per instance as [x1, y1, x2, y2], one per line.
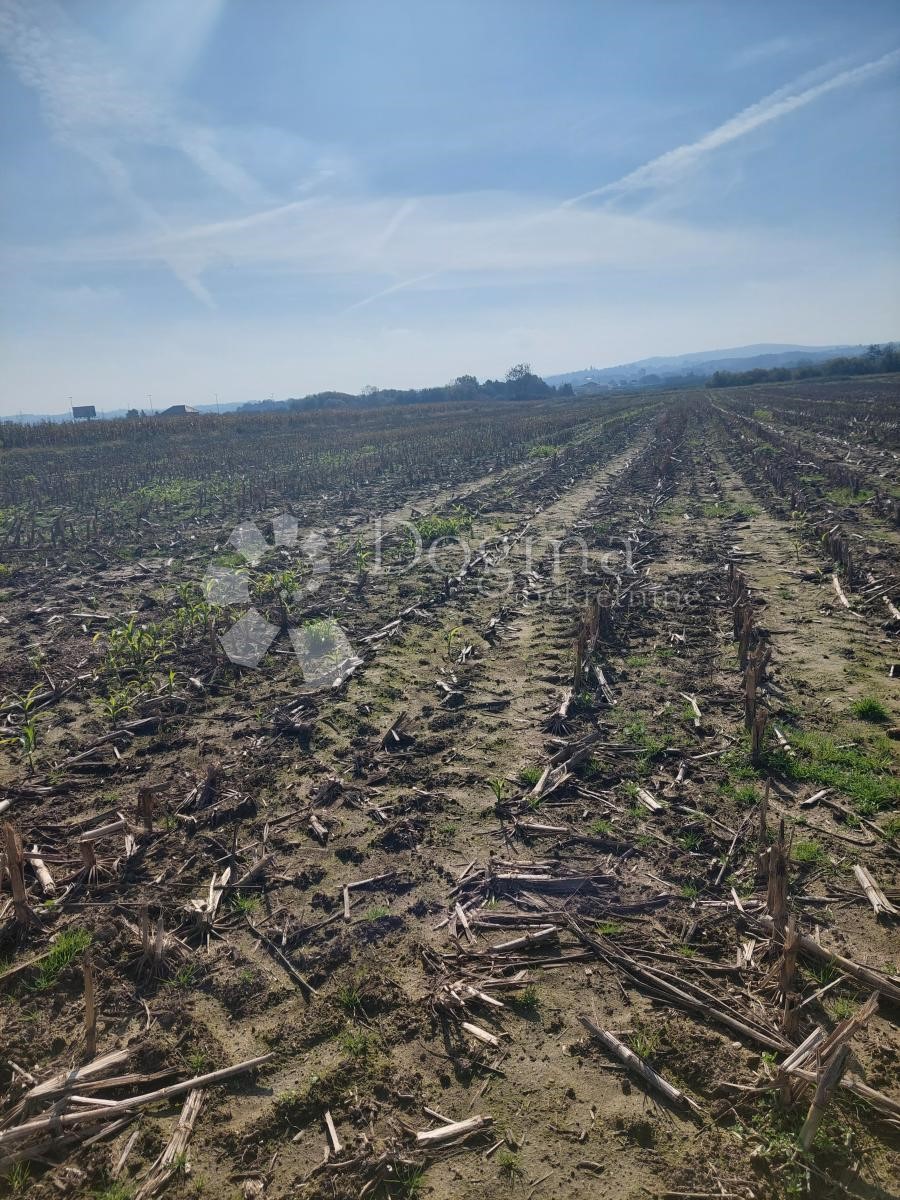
[2, 0, 899, 415]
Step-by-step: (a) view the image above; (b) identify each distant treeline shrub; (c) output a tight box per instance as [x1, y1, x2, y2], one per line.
[279, 366, 571, 412]
[709, 344, 900, 388]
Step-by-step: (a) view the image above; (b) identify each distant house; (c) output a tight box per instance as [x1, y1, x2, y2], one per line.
[72, 404, 96, 421]
[158, 404, 199, 416]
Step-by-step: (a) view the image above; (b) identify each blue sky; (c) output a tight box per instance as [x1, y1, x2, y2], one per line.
[1, 0, 898, 414]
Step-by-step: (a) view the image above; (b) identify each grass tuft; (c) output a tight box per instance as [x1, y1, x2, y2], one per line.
[596, 920, 625, 937]
[165, 962, 199, 989]
[7, 1162, 30, 1196]
[792, 839, 826, 866]
[339, 1026, 376, 1059]
[496, 1148, 525, 1180]
[630, 1024, 660, 1060]
[92, 1187, 132, 1200]
[336, 978, 366, 1016]
[514, 985, 540, 1012]
[30, 928, 91, 992]
[850, 696, 889, 723]
[828, 996, 857, 1021]
[393, 1165, 425, 1198]
[412, 510, 472, 546]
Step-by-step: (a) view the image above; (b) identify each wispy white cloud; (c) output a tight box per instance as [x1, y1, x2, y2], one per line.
[161, 199, 319, 246]
[117, 0, 226, 87]
[2, 5, 895, 327]
[6, 188, 807, 314]
[564, 49, 900, 207]
[0, 0, 255, 192]
[0, 0, 262, 301]
[343, 272, 439, 313]
[370, 199, 419, 257]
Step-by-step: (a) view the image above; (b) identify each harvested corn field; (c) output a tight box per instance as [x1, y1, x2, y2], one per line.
[1, 382, 899, 1200]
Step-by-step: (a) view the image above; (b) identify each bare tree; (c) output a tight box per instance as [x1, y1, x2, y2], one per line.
[506, 363, 532, 383]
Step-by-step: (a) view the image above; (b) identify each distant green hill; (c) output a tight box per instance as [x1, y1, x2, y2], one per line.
[544, 343, 881, 389]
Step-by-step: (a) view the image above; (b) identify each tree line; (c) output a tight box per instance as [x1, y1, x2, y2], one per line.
[251, 364, 574, 412]
[708, 344, 900, 388]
